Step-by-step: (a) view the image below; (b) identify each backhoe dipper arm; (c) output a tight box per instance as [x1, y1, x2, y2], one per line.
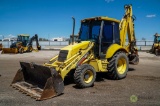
[119, 4, 139, 64]
[119, 5, 136, 52]
[28, 34, 41, 50]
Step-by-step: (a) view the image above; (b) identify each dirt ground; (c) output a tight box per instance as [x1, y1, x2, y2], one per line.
[0, 50, 160, 106]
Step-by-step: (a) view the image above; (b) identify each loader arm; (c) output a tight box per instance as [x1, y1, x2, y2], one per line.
[45, 41, 95, 79]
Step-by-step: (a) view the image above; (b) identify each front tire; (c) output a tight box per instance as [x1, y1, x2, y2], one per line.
[74, 64, 96, 88]
[19, 48, 24, 54]
[107, 52, 129, 79]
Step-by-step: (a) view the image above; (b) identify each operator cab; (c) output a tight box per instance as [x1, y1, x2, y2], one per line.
[154, 33, 160, 43]
[17, 34, 30, 46]
[79, 17, 120, 57]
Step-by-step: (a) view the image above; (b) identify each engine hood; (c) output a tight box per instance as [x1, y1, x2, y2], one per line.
[58, 41, 91, 61]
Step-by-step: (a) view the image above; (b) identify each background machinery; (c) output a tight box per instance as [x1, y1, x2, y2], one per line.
[150, 33, 160, 55]
[2, 34, 41, 54]
[11, 5, 139, 100]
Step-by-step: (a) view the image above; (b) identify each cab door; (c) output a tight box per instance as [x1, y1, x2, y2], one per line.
[101, 21, 120, 54]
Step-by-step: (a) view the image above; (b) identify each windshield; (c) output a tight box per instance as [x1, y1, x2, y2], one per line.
[154, 36, 160, 43]
[157, 36, 160, 42]
[17, 36, 29, 42]
[79, 20, 101, 42]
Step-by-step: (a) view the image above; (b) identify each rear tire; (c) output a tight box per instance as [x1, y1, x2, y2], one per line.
[155, 49, 159, 56]
[74, 64, 96, 88]
[37, 46, 41, 50]
[28, 46, 33, 52]
[107, 52, 128, 79]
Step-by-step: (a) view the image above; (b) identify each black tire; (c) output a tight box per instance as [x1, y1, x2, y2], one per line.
[151, 45, 155, 53]
[37, 46, 41, 50]
[74, 64, 96, 88]
[19, 48, 24, 54]
[155, 49, 159, 56]
[28, 46, 33, 52]
[107, 52, 129, 80]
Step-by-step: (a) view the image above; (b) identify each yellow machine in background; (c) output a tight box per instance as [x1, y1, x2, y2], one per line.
[2, 34, 41, 54]
[150, 33, 160, 55]
[11, 5, 139, 100]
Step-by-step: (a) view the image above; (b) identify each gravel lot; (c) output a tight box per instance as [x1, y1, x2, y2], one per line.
[0, 50, 160, 106]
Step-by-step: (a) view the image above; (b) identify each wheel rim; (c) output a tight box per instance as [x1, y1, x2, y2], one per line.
[117, 57, 127, 74]
[84, 70, 93, 83]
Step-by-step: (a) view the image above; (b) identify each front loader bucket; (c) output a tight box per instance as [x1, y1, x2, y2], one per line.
[11, 62, 64, 100]
[2, 48, 18, 54]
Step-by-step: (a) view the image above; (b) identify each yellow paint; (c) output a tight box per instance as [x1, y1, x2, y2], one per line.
[84, 70, 94, 83]
[154, 43, 160, 49]
[82, 16, 120, 23]
[96, 60, 107, 72]
[2, 48, 18, 54]
[61, 41, 91, 60]
[106, 44, 127, 59]
[89, 60, 99, 72]
[88, 59, 108, 72]
[22, 47, 28, 51]
[49, 55, 58, 62]
[117, 57, 127, 74]
[51, 41, 95, 79]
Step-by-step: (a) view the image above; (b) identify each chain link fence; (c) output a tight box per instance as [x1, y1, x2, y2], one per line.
[0, 40, 153, 50]
[0, 41, 69, 48]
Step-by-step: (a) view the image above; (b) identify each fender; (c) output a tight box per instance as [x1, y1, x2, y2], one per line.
[106, 44, 127, 59]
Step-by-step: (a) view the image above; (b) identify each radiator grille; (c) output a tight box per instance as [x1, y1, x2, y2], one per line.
[58, 50, 68, 62]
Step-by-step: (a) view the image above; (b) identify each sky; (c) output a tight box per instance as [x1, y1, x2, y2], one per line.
[0, 0, 160, 40]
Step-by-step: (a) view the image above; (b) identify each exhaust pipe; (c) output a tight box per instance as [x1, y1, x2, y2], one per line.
[72, 17, 75, 45]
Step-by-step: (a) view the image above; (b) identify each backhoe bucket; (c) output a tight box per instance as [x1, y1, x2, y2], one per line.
[1, 48, 18, 54]
[129, 54, 139, 65]
[11, 62, 64, 100]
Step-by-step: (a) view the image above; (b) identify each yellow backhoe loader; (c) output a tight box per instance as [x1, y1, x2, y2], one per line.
[150, 33, 160, 55]
[11, 5, 139, 100]
[2, 34, 41, 54]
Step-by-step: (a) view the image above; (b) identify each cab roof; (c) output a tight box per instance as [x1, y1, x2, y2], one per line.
[154, 33, 160, 37]
[81, 16, 120, 23]
[18, 34, 30, 37]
